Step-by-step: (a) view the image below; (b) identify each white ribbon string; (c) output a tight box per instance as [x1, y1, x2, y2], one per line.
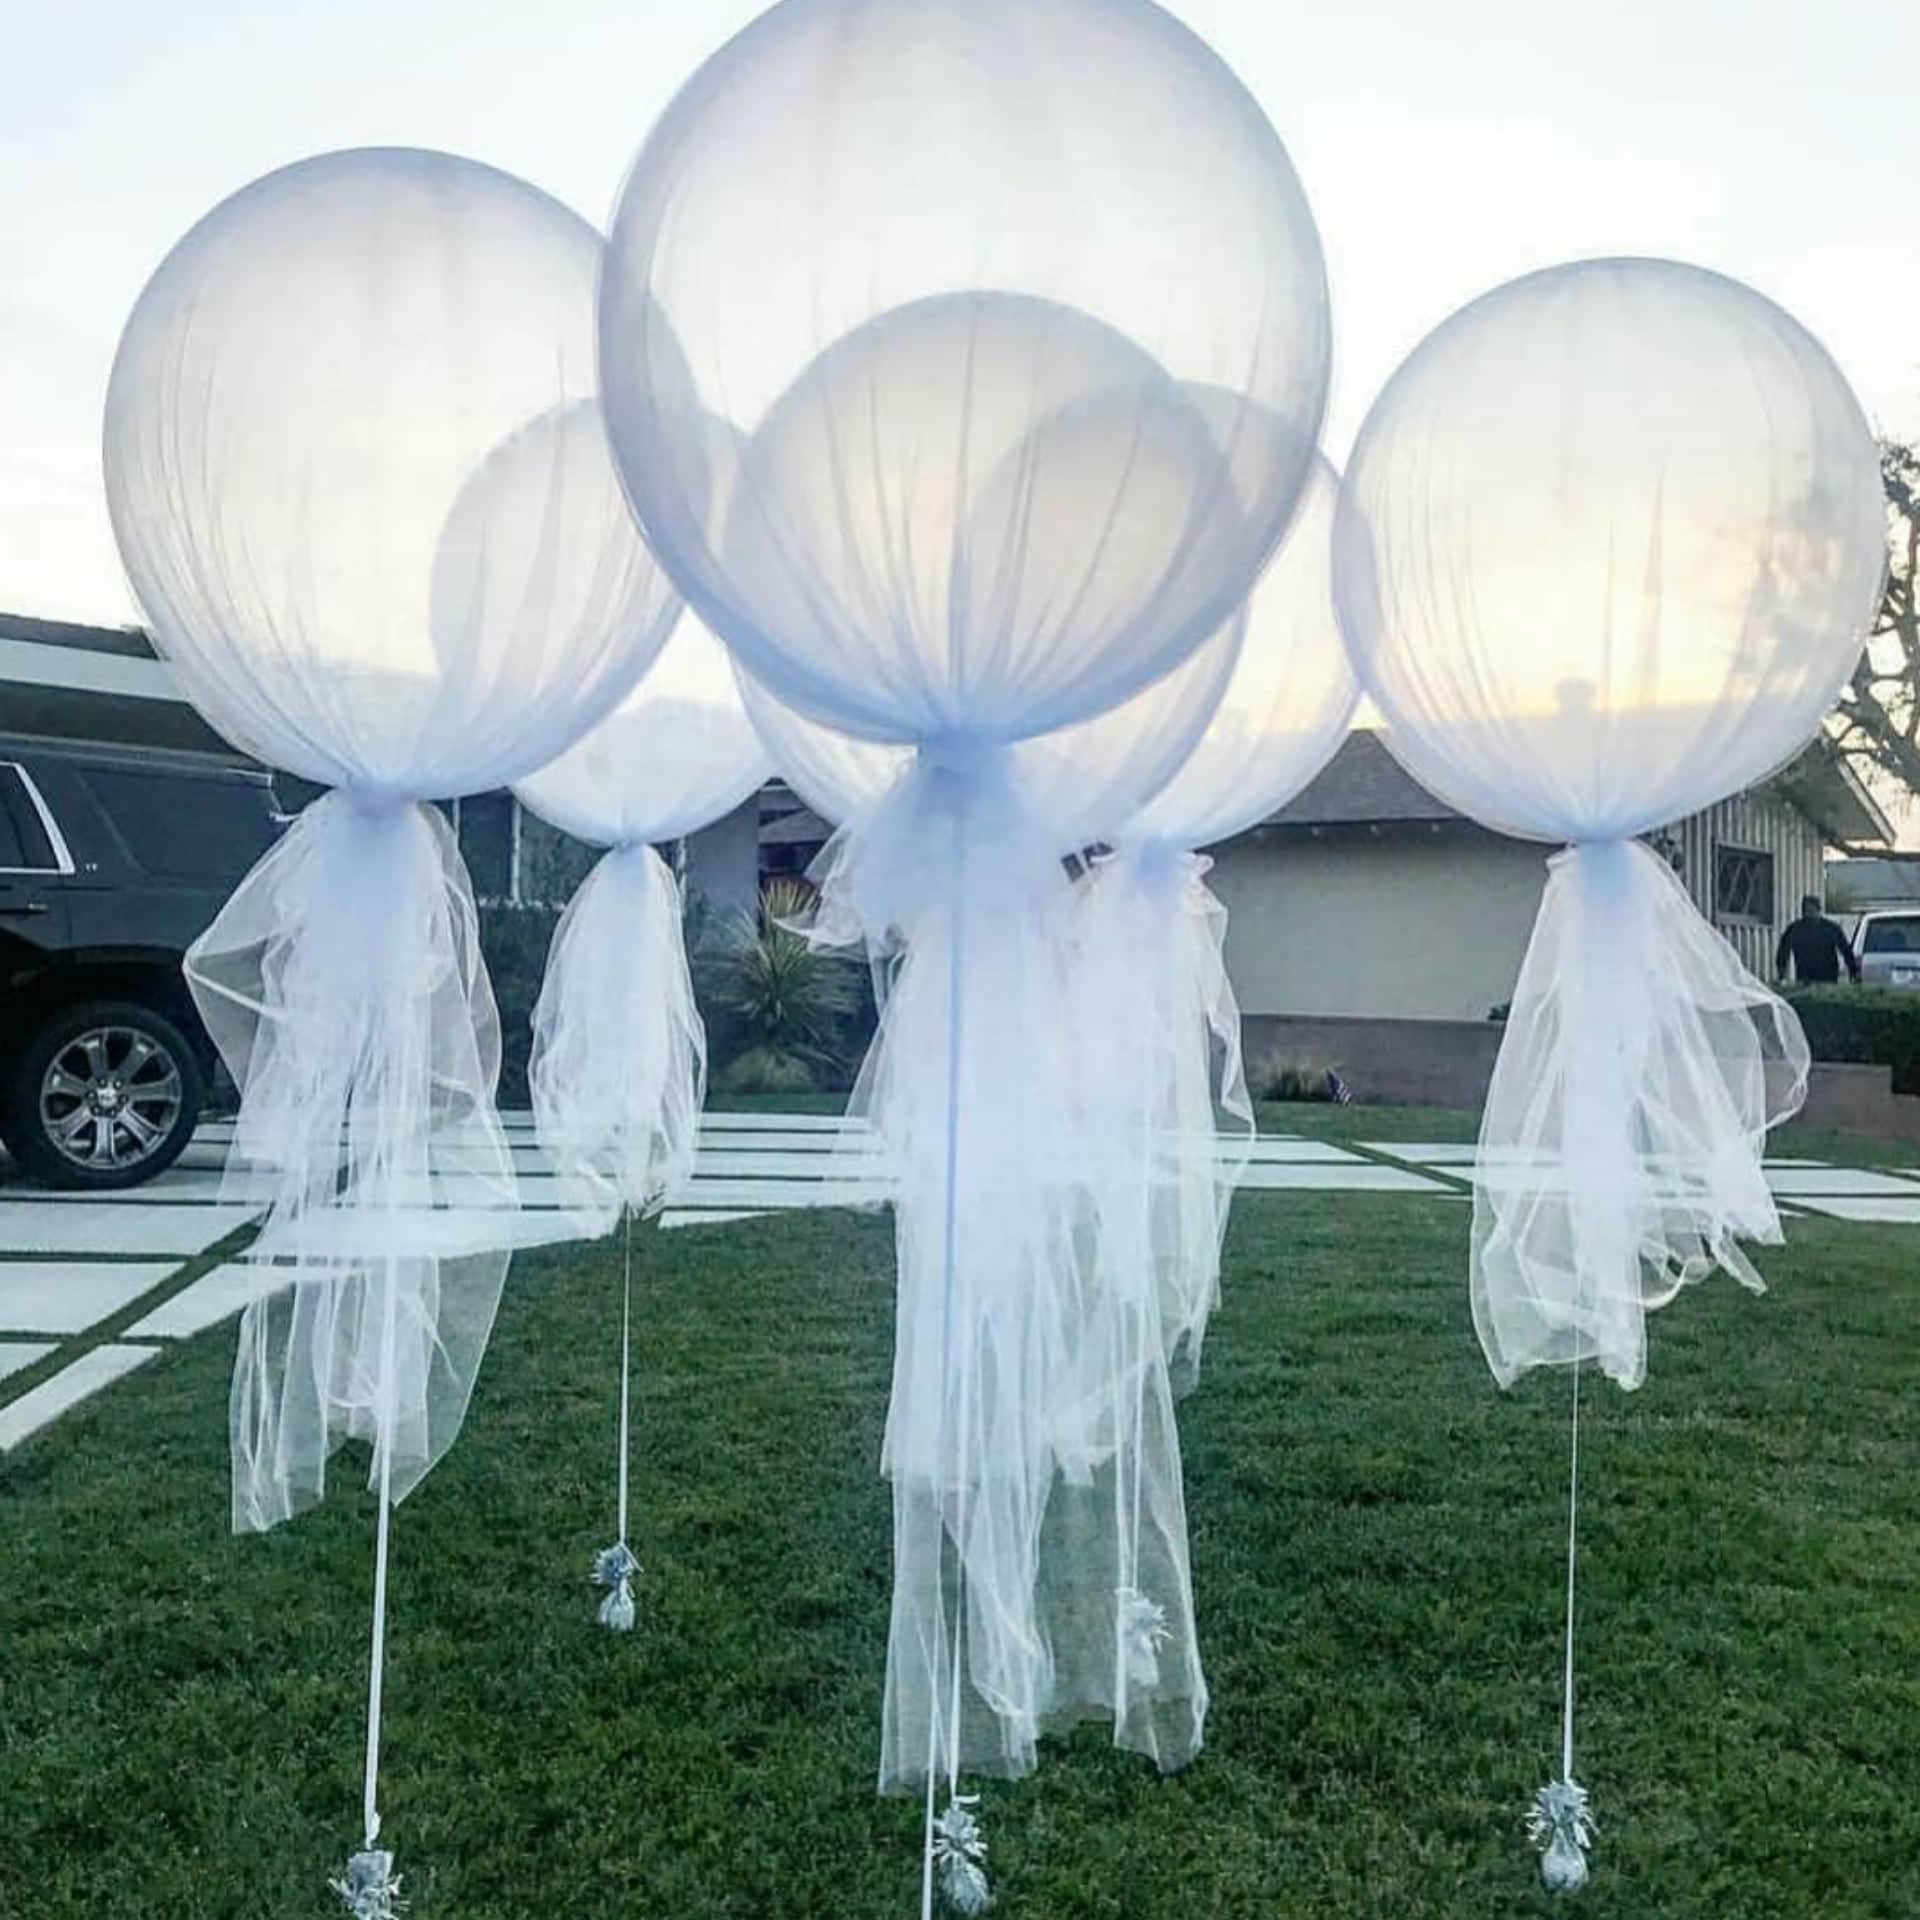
[618, 1209, 634, 1549]
[362, 1254, 400, 1854]
[1560, 1354, 1582, 1786]
[922, 801, 971, 1920]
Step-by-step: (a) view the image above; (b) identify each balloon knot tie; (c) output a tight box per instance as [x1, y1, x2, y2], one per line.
[331, 1845, 406, 1919]
[931, 1792, 991, 1913]
[592, 1540, 640, 1632]
[1528, 1776, 1594, 1892]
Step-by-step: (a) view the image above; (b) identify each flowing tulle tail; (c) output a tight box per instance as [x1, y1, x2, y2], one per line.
[191, 793, 517, 1529]
[807, 750, 1210, 1820]
[530, 840, 705, 1232]
[1084, 839, 1251, 1388]
[1472, 836, 1806, 1391]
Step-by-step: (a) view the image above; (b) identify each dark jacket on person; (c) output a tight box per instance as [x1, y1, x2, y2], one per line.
[1775, 913, 1860, 984]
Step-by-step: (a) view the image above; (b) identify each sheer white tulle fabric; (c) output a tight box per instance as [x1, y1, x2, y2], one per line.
[746, 722, 1229, 1788]
[517, 613, 772, 1227]
[1333, 259, 1887, 1389]
[103, 150, 682, 1530]
[741, 617, 1243, 1782]
[715, 403, 1299, 1796]
[602, 0, 1329, 1826]
[196, 796, 509, 1526]
[1087, 456, 1359, 1385]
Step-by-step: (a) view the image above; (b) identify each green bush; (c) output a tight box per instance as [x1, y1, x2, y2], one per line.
[1783, 985, 1920, 1096]
[1250, 1055, 1348, 1104]
[481, 882, 881, 1110]
[711, 1043, 831, 1097]
[700, 877, 870, 1095]
[478, 901, 563, 1109]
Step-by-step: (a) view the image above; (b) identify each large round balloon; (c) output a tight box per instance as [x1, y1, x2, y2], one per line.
[601, 0, 1329, 744]
[1332, 258, 1886, 844]
[1130, 453, 1357, 849]
[105, 148, 680, 796]
[517, 610, 772, 849]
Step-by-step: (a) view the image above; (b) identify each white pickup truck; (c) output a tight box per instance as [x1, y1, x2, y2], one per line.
[1847, 911, 1920, 990]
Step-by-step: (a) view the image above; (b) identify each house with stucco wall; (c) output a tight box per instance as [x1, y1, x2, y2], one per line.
[1206, 728, 1889, 1026]
[1203, 728, 1889, 1102]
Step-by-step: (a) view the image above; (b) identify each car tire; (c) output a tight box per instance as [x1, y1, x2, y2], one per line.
[5, 999, 206, 1191]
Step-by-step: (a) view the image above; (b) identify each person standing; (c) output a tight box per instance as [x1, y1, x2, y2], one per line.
[1775, 893, 1861, 984]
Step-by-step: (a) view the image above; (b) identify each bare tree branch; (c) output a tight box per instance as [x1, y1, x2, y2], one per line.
[1833, 441, 1920, 814]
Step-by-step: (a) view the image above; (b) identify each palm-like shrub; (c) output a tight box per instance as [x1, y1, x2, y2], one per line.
[708, 878, 858, 1094]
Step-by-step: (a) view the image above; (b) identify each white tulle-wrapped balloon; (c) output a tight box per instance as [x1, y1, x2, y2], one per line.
[517, 611, 772, 1636]
[103, 147, 680, 1897]
[602, 3, 1329, 1870]
[1130, 458, 1357, 856]
[603, 0, 1328, 746]
[1087, 454, 1358, 1386]
[1333, 259, 1885, 1393]
[1332, 257, 1884, 1885]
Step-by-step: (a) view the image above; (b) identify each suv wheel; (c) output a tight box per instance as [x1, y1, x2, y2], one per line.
[6, 1000, 206, 1191]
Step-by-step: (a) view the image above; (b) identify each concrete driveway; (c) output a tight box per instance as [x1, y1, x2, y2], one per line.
[3, 1115, 1917, 1453]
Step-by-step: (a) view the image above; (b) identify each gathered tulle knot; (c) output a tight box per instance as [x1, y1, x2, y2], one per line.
[1528, 1778, 1594, 1892]
[918, 731, 995, 779]
[1119, 834, 1207, 905]
[931, 1794, 991, 1914]
[592, 1541, 640, 1632]
[339, 781, 420, 822]
[331, 1844, 406, 1919]
[811, 741, 1068, 952]
[299, 792, 451, 1005]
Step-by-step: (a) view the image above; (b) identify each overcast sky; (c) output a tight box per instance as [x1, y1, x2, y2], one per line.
[4, 0, 1915, 627]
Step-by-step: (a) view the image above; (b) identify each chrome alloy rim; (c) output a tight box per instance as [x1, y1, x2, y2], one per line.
[39, 1025, 184, 1172]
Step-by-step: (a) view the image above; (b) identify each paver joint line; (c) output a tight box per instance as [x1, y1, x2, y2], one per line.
[0, 1112, 1910, 1447]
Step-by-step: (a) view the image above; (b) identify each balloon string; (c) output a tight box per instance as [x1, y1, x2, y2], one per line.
[920, 1750, 938, 1920]
[922, 800, 971, 1920]
[363, 1254, 400, 1851]
[943, 821, 972, 1803]
[1131, 934, 1155, 1562]
[1560, 1354, 1582, 1784]
[617, 1208, 633, 1547]
[1119, 958, 1154, 1706]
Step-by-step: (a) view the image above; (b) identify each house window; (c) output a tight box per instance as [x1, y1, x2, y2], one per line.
[1713, 843, 1775, 924]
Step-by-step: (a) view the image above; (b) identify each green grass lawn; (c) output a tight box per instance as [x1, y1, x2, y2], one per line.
[2, 1110, 1917, 1917]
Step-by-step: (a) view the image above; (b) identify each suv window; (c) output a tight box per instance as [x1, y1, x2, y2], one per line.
[0, 764, 62, 872]
[79, 767, 271, 882]
[1863, 914, 1920, 955]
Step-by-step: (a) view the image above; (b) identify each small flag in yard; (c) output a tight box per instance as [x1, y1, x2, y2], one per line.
[1325, 1069, 1352, 1105]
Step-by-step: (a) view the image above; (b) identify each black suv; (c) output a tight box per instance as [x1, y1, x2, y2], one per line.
[0, 734, 281, 1189]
